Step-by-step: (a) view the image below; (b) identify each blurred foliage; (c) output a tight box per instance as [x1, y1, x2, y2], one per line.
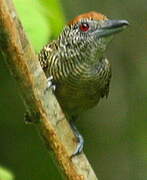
[0, 0, 147, 180]
[0, 166, 14, 180]
[13, 0, 65, 52]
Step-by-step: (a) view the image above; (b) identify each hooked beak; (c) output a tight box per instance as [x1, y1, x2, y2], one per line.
[97, 20, 129, 38]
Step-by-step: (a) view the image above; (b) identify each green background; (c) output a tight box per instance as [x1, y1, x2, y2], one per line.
[0, 0, 147, 180]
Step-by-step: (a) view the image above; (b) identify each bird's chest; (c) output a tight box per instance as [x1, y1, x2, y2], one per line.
[52, 59, 111, 115]
[55, 58, 110, 91]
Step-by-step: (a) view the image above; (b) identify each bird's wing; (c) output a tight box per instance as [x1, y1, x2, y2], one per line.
[100, 68, 112, 98]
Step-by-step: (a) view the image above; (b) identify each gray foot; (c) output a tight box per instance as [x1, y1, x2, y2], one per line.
[70, 121, 84, 157]
[45, 76, 56, 93]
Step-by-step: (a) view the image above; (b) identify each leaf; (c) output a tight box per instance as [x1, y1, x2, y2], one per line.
[38, 0, 65, 39]
[13, 0, 65, 52]
[0, 166, 14, 180]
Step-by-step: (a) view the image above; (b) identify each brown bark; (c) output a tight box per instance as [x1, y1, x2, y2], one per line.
[0, 0, 98, 179]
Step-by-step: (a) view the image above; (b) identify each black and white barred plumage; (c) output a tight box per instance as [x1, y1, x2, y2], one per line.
[38, 11, 128, 117]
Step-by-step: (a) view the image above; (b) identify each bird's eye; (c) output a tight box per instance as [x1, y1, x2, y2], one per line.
[79, 23, 89, 32]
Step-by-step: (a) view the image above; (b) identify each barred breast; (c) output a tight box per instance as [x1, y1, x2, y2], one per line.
[39, 42, 111, 116]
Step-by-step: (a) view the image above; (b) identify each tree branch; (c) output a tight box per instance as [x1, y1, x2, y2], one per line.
[0, 0, 98, 179]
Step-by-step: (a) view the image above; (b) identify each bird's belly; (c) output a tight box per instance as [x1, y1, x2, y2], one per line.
[55, 82, 101, 116]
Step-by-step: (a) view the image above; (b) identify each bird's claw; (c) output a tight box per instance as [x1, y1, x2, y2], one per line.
[24, 112, 32, 124]
[71, 133, 84, 157]
[70, 120, 84, 157]
[24, 111, 39, 124]
[45, 76, 56, 93]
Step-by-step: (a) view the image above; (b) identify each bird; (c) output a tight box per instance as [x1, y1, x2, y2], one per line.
[38, 11, 129, 156]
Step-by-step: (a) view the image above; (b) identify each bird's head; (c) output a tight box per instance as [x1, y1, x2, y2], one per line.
[58, 11, 128, 59]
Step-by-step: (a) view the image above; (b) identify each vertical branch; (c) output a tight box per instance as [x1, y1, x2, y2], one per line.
[0, 0, 98, 179]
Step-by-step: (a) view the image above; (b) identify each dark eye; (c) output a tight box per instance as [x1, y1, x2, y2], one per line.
[79, 22, 89, 32]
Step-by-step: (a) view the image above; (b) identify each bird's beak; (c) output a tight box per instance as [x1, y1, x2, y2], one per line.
[97, 20, 129, 38]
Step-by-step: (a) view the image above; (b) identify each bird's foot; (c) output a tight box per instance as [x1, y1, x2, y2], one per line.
[70, 121, 84, 157]
[24, 111, 39, 124]
[24, 112, 32, 123]
[44, 76, 56, 93]
[71, 133, 84, 157]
